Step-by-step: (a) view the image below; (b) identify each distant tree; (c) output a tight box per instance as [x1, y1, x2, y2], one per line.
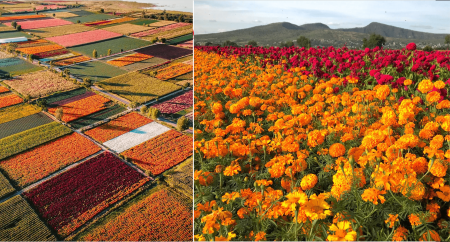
[16, 25, 21, 31]
[362, 33, 386, 49]
[177, 116, 189, 131]
[151, 37, 158, 44]
[446, 35, 450, 50]
[53, 13, 55, 17]
[161, 38, 166, 43]
[297, 36, 311, 48]
[11, 21, 17, 29]
[285, 40, 294, 47]
[36, 99, 47, 111]
[44, 7, 47, 10]
[77, 20, 81, 23]
[55, 107, 63, 121]
[222, 40, 238, 47]
[92, 49, 97, 58]
[423, 45, 433, 52]
[99, 8, 104, 13]
[205, 42, 213, 46]
[107, 49, 112, 55]
[33, 7, 36, 11]
[83, 78, 92, 87]
[140, 105, 148, 115]
[247, 40, 257, 46]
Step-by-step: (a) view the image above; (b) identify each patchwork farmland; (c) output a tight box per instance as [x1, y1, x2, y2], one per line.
[0, 1, 192, 241]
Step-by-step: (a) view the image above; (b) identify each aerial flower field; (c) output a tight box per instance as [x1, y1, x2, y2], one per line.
[0, 94, 23, 109]
[194, 44, 450, 241]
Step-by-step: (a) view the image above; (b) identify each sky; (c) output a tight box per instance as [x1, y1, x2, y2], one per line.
[194, 1, 450, 35]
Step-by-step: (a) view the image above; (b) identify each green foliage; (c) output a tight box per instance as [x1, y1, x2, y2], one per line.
[445, 35, 450, 49]
[83, 77, 92, 87]
[423, 45, 433, 52]
[16, 25, 21, 31]
[140, 105, 148, 115]
[176, 116, 188, 131]
[107, 49, 112, 56]
[297, 36, 311, 48]
[11, 21, 17, 28]
[55, 107, 63, 121]
[247, 40, 258, 46]
[362, 33, 386, 49]
[147, 107, 160, 120]
[222, 40, 239, 47]
[93, 49, 98, 58]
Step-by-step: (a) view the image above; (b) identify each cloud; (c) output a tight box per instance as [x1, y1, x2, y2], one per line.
[209, 20, 217, 22]
[218, 28, 227, 33]
[410, 25, 433, 29]
[254, 20, 262, 23]
[327, 22, 340, 26]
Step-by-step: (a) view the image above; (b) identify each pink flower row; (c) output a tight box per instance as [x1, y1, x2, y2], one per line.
[151, 90, 193, 114]
[46, 29, 122, 47]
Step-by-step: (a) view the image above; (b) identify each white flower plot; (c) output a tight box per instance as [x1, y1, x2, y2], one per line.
[103, 122, 170, 153]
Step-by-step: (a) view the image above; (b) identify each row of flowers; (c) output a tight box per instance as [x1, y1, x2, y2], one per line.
[48, 94, 111, 123]
[155, 62, 192, 81]
[193, 45, 450, 241]
[16, 44, 64, 55]
[121, 129, 193, 176]
[107, 53, 153, 67]
[54, 55, 90, 66]
[46, 29, 122, 48]
[23, 152, 150, 237]
[84, 17, 136, 26]
[0, 94, 23, 109]
[0, 132, 101, 188]
[82, 189, 193, 241]
[151, 90, 193, 114]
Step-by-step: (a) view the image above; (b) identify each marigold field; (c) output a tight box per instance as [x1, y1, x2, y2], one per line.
[194, 44, 450, 241]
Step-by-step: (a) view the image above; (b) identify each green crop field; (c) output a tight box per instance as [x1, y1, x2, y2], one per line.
[167, 34, 193, 45]
[0, 172, 14, 200]
[65, 13, 118, 24]
[43, 87, 87, 105]
[0, 58, 43, 78]
[0, 31, 32, 39]
[97, 72, 181, 104]
[65, 61, 127, 82]
[69, 37, 151, 57]
[0, 122, 72, 160]
[164, 158, 193, 198]
[0, 196, 57, 241]
[128, 19, 158, 26]
[69, 104, 127, 130]
[0, 112, 53, 139]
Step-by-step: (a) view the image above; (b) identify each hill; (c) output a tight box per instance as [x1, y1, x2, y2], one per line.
[195, 22, 449, 49]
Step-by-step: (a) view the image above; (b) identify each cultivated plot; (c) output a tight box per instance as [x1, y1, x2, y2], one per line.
[46, 29, 122, 47]
[5, 18, 72, 29]
[0, 196, 56, 241]
[104, 122, 171, 153]
[0, 172, 14, 200]
[79, 188, 192, 241]
[0, 94, 22, 109]
[0, 104, 41, 125]
[69, 36, 151, 57]
[151, 90, 193, 114]
[65, 60, 127, 82]
[0, 57, 42, 77]
[69, 104, 127, 130]
[47, 94, 111, 123]
[23, 152, 150, 237]
[27, 24, 94, 38]
[65, 13, 118, 24]
[0, 132, 101, 187]
[0, 112, 53, 139]
[135, 44, 192, 60]
[96, 71, 181, 103]
[3, 70, 77, 98]
[0, 121, 72, 161]
[85, 112, 153, 143]
[121, 130, 192, 176]
[101, 23, 154, 35]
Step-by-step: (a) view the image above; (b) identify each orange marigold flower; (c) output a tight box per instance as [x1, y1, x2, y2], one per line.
[418, 79, 434, 93]
[254, 231, 266, 242]
[404, 79, 413, 85]
[385, 214, 399, 228]
[429, 159, 447, 177]
[426, 91, 441, 104]
[436, 185, 450, 202]
[376, 85, 390, 100]
[361, 188, 386, 205]
[420, 230, 441, 241]
[307, 130, 325, 148]
[300, 174, 318, 190]
[412, 157, 428, 174]
[392, 226, 409, 241]
[329, 143, 346, 157]
[237, 208, 249, 219]
[437, 100, 450, 109]
[223, 164, 241, 176]
[327, 221, 357, 241]
[409, 214, 422, 227]
[304, 194, 332, 220]
[434, 80, 446, 89]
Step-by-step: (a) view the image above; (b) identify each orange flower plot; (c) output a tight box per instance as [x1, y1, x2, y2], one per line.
[193, 46, 450, 241]
[107, 53, 153, 67]
[155, 63, 192, 81]
[83, 189, 192, 241]
[0, 86, 10, 93]
[54, 55, 90, 66]
[48, 94, 111, 123]
[85, 112, 153, 143]
[0, 132, 101, 187]
[16, 44, 64, 55]
[121, 130, 192, 176]
[0, 94, 23, 109]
